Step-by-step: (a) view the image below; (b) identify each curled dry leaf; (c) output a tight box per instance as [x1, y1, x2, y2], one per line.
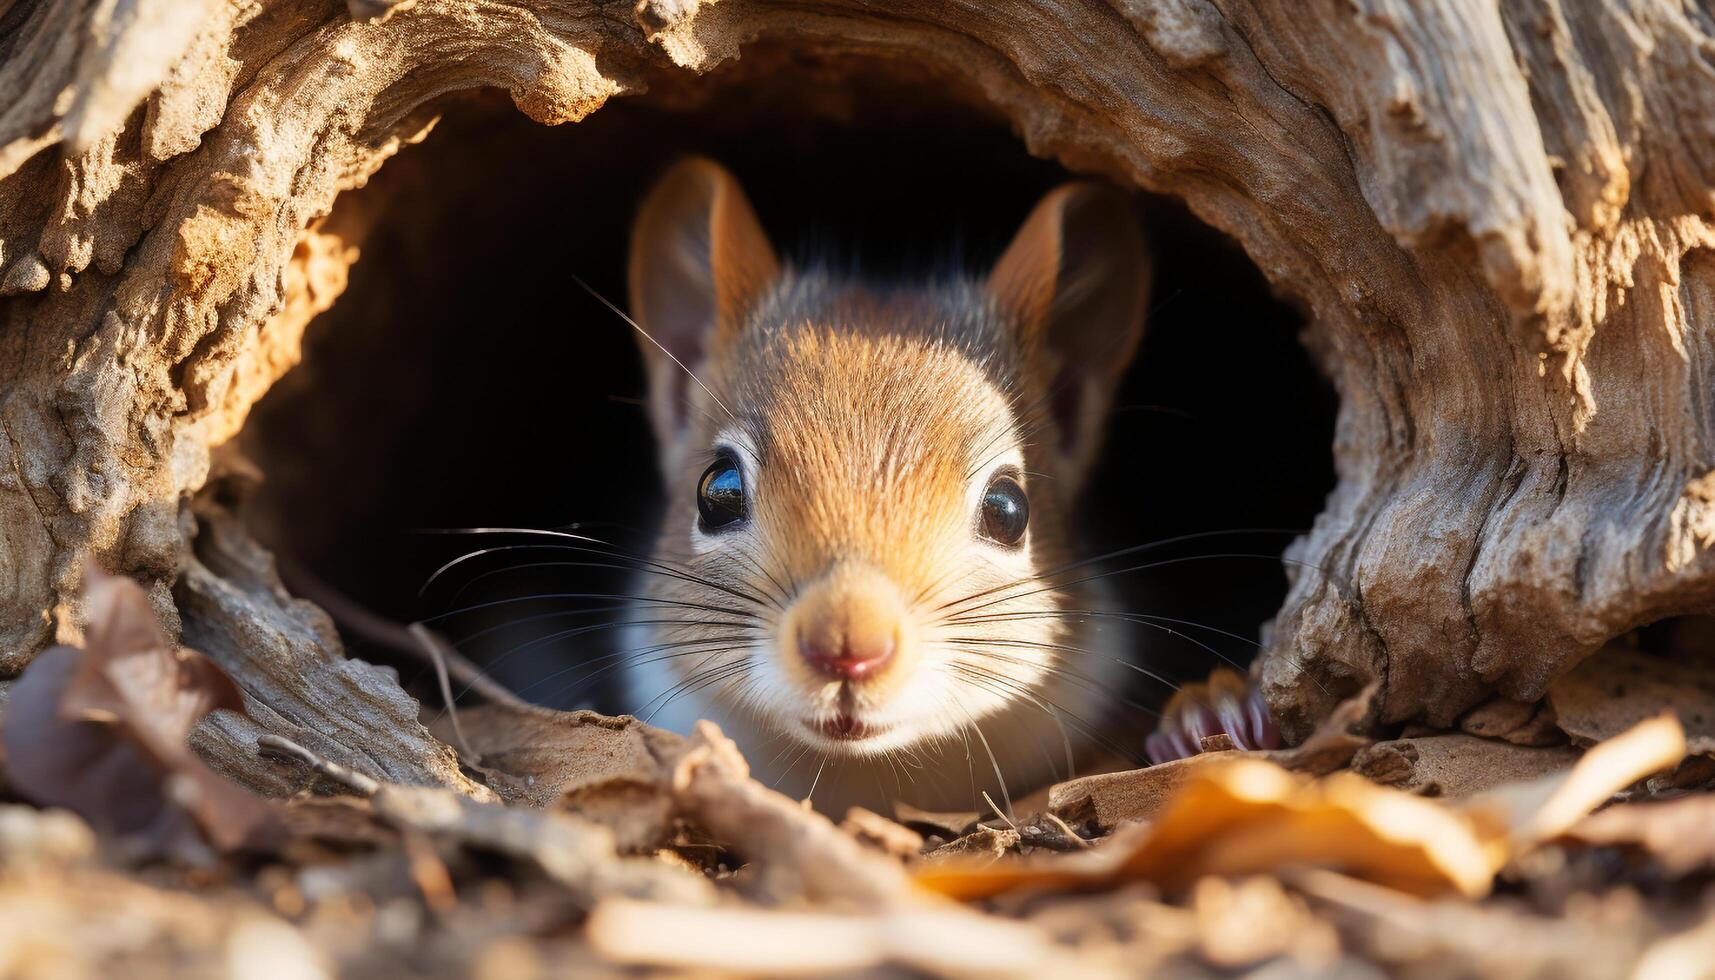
[1049, 682, 1376, 832]
[920, 714, 1688, 902]
[1464, 713, 1687, 845]
[923, 825, 1022, 864]
[434, 702, 686, 853]
[0, 570, 275, 857]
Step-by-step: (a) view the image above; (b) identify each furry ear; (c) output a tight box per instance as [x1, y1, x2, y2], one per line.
[628, 157, 779, 440]
[988, 183, 1150, 487]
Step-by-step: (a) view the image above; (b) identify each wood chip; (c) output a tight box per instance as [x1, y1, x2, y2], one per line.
[841, 807, 924, 860]
[1458, 697, 1566, 746]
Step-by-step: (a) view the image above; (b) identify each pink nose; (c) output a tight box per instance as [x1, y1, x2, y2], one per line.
[800, 634, 895, 680]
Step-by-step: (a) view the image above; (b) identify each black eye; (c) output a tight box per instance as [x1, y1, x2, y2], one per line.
[697, 457, 747, 531]
[980, 475, 1029, 546]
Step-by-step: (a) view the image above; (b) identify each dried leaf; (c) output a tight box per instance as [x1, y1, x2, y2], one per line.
[1048, 682, 1375, 832]
[924, 825, 1022, 864]
[439, 703, 684, 853]
[920, 715, 1687, 902]
[1, 571, 274, 857]
[1466, 713, 1688, 845]
[1048, 752, 1231, 831]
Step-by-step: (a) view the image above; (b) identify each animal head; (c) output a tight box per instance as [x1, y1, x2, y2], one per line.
[626, 157, 1149, 756]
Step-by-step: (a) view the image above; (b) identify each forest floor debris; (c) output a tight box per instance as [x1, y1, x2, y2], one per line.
[0, 583, 1713, 978]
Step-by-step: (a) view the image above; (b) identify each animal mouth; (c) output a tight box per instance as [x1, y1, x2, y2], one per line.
[808, 688, 887, 741]
[812, 712, 885, 740]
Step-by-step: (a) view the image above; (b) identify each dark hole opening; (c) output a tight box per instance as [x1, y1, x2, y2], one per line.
[242, 57, 1338, 737]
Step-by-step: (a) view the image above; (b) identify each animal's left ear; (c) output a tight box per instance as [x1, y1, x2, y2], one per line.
[988, 183, 1150, 487]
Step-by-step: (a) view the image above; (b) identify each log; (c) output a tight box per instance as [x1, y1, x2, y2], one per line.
[2, 0, 1714, 749]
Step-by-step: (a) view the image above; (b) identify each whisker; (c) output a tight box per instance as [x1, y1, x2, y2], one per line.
[943, 662, 1144, 766]
[949, 608, 1263, 650]
[419, 591, 756, 625]
[943, 640, 1167, 715]
[948, 611, 1247, 678]
[515, 636, 756, 703]
[933, 528, 1309, 613]
[639, 658, 754, 722]
[417, 537, 773, 612]
[946, 635, 1181, 693]
[573, 274, 741, 428]
[943, 551, 1327, 619]
[455, 616, 759, 701]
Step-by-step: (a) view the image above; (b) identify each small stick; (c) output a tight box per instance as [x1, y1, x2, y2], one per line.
[1038, 811, 1092, 849]
[981, 791, 1019, 833]
[256, 733, 381, 796]
[278, 554, 526, 709]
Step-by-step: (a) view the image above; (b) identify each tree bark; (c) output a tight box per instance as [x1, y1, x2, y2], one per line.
[2, 0, 1713, 755]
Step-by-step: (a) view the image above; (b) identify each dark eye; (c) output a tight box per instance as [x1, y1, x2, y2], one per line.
[697, 457, 747, 531]
[980, 475, 1029, 546]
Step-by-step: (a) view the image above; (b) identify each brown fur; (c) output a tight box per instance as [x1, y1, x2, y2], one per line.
[622, 159, 1148, 814]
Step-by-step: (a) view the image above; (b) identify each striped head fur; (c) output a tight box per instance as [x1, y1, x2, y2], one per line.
[622, 157, 1150, 811]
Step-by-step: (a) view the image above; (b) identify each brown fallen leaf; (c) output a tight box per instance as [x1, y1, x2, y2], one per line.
[1048, 682, 1375, 832]
[1465, 713, 1687, 846]
[435, 702, 685, 853]
[919, 714, 1687, 902]
[1352, 734, 1582, 799]
[0, 570, 275, 858]
[1049, 752, 1231, 832]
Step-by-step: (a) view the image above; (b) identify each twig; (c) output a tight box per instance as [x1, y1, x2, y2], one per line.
[982, 791, 1019, 833]
[276, 554, 528, 710]
[256, 733, 381, 796]
[1039, 811, 1092, 849]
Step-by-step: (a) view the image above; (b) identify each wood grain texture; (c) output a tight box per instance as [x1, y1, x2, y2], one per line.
[2, 0, 1713, 758]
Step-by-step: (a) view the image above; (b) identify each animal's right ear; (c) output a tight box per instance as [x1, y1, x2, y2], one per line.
[628, 157, 779, 440]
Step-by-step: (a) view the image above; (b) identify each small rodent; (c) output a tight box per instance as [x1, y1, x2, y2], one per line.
[619, 158, 1262, 815]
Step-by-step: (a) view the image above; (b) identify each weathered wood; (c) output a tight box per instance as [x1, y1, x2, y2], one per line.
[2, 0, 1713, 749]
